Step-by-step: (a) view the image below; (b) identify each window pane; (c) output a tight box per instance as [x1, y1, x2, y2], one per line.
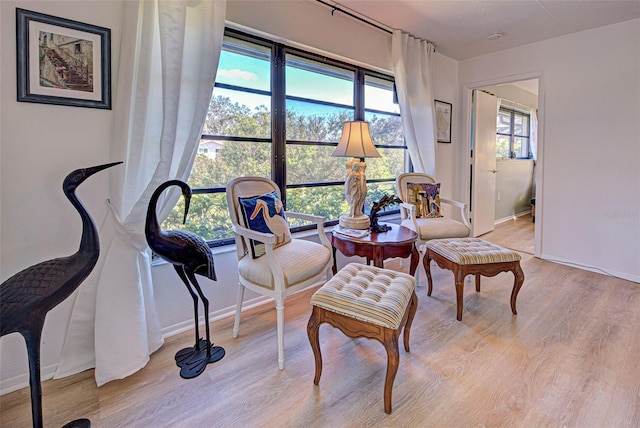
[205, 89, 270, 138]
[286, 181, 398, 226]
[365, 75, 399, 114]
[366, 111, 404, 146]
[497, 110, 510, 134]
[286, 99, 353, 141]
[364, 181, 399, 214]
[189, 140, 271, 188]
[286, 144, 345, 184]
[364, 147, 405, 180]
[162, 193, 233, 242]
[514, 114, 527, 135]
[286, 54, 354, 105]
[216, 37, 270, 92]
[286, 184, 346, 225]
[514, 137, 530, 158]
[496, 136, 510, 158]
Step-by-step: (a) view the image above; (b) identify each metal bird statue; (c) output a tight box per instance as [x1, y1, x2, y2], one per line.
[144, 180, 224, 379]
[369, 193, 402, 233]
[0, 161, 122, 428]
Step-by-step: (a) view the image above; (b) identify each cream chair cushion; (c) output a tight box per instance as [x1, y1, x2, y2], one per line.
[238, 239, 331, 289]
[401, 218, 470, 240]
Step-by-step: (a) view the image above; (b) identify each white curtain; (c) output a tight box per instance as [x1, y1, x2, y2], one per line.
[54, 0, 226, 386]
[391, 30, 437, 176]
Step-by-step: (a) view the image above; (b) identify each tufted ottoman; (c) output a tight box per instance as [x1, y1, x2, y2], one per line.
[307, 263, 417, 414]
[424, 238, 525, 321]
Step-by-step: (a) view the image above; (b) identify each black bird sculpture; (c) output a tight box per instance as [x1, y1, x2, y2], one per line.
[0, 161, 122, 428]
[145, 180, 224, 379]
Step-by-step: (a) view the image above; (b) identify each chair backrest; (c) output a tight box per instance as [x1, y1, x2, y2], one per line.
[396, 173, 437, 203]
[226, 176, 283, 259]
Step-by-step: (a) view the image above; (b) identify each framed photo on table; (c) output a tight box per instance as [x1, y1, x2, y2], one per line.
[435, 100, 452, 143]
[16, 8, 111, 109]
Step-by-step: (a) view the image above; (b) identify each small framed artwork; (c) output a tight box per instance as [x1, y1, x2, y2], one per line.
[16, 8, 111, 109]
[435, 100, 452, 143]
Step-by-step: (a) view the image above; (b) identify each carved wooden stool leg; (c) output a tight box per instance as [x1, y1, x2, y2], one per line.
[475, 274, 481, 292]
[403, 292, 418, 352]
[382, 329, 400, 414]
[306, 306, 323, 384]
[510, 262, 525, 315]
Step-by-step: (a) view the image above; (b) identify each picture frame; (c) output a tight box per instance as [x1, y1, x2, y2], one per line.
[435, 100, 452, 143]
[16, 8, 111, 109]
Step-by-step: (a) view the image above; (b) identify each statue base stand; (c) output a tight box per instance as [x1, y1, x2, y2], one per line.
[339, 214, 370, 230]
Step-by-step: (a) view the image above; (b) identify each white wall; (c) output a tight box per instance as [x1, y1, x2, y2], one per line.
[1, 0, 461, 393]
[495, 159, 534, 221]
[460, 19, 640, 281]
[1, 1, 123, 391]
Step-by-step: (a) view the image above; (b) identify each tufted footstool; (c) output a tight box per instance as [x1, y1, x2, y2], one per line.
[424, 238, 524, 321]
[307, 263, 417, 414]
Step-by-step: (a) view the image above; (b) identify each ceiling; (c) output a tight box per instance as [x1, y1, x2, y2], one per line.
[317, 0, 640, 60]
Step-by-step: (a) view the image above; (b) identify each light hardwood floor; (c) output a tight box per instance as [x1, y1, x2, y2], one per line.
[2, 215, 639, 427]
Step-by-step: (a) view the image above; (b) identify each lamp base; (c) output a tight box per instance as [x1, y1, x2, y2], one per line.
[339, 214, 370, 230]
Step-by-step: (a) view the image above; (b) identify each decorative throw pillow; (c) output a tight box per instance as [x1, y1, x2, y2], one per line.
[238, 191, 291, 258]
[406, 182, 443, 218]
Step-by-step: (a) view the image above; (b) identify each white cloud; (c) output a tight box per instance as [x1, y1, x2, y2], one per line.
[218, 68, 258, 81]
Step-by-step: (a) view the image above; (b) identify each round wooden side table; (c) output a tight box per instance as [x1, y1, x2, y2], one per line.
[331, 222, 418, 275]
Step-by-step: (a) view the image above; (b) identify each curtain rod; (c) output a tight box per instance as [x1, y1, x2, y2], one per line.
[315, 0, 392, 34]
[500, 98, 535, 111]
[315, 0, 436, 51]
[480, 90, 535, 111]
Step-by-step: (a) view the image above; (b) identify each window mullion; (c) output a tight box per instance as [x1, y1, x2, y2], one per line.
[272, 45, 287, 204]
[355, 69, 365, 120]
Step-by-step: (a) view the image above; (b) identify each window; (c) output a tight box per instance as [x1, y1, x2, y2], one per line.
[163, 29, 406, 246]
[496, 107, 531, 159]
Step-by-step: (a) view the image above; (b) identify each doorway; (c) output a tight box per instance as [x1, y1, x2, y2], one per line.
[464, 76, 541, 257]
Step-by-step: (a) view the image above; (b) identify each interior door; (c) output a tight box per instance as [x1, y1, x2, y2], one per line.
[471, 90, 498, 237]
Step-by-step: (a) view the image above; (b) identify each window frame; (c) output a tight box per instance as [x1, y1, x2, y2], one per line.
[496, 106, 531, 159]
[189, 28, 406, 246]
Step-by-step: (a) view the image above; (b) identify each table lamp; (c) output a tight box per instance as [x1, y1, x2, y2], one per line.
[331, 121, 381, 230]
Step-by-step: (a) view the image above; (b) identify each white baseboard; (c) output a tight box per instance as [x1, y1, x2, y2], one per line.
[495, 209, 532, 225]
[160, 295, 271, 339]
[0, 362, 58, 396]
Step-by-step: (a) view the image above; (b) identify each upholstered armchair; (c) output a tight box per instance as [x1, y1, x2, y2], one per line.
[226, 176, 333, 369]
[396, 173, 471, 277]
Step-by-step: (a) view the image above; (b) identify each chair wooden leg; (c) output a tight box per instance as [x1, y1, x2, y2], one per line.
[413, 245, 425, 283]
[455, 268, 465, 321]
[511, 262, 525, 315]
[275, 298, 285, 370]
[425, 250, 434, 296]
[232, 285, 245, 338]
[475, 274, 481, 292]
[306, 306, 323, 385]
[382, 329, 400, 414]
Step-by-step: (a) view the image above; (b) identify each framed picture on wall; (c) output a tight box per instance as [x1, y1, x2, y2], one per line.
[16, 8, 111, 109]
[435, 100, 452, 143]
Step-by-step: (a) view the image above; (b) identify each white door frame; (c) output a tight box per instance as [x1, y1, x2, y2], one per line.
[460, 71, 545, 258]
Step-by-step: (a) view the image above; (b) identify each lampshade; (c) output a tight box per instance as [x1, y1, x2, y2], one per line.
[331, 121, 381, 159]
